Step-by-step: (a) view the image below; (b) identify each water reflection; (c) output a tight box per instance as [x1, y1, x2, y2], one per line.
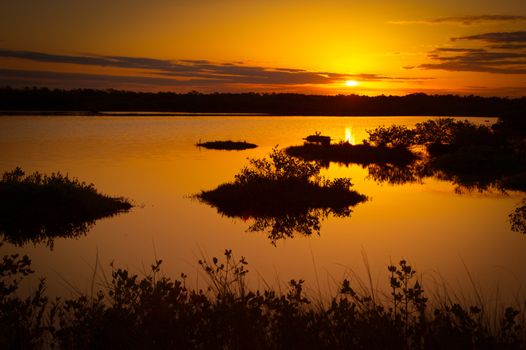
[366, 161, 427, 185]
[344, 126, 356, 145]
[286, 121, 526, 235]
[0, 219, 94, 249]
[213, 206, 358, 245]
[0, 167, 132, 249]
[365, 158, 526, 194]
[196, 149, 366, 244]
[509, 199, 526, 234]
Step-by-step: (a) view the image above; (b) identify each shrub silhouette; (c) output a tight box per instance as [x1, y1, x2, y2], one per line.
[366, 125, 416, 149]
[196, 149, 366, 243]
[361, 119, 526, 193]
[1, 249, 524, 349]
[0, 168, 132, 248]
[510, 199, 526, 234]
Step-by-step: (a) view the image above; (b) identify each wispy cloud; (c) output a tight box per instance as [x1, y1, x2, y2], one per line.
[452, 31, 526, 43]
[0, 48, 429, 89]
[390, 15, 526, 26]
[0, 68, 214, 87]
[489, 44, 526, 50]
[415, 31, 526, 75]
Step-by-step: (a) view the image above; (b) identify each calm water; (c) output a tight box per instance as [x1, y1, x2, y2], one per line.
[1, 115, 524, 303]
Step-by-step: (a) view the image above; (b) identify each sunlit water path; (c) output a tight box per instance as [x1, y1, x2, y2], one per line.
[1, 115, 524, 304]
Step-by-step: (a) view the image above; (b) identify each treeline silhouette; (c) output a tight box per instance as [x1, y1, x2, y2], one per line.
[1, 86, 525, 116]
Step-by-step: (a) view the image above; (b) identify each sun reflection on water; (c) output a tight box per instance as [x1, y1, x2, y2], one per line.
[345, 126, 355, 145]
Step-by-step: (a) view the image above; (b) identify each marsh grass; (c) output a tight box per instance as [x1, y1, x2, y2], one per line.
[1, 248, 525, 349]
[196, 140, 258, 150]
[0, 167, 132, 247]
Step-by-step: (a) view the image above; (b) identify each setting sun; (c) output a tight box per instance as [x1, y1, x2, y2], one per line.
[345, 80, 359, 87]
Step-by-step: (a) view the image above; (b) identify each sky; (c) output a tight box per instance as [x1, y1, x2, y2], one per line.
[1, 0, 526, 96]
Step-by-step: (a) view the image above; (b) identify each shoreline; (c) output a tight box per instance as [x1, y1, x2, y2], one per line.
[0, 110, 499, 118]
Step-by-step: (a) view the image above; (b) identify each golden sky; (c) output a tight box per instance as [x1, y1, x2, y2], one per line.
[1, 0, 525, 96]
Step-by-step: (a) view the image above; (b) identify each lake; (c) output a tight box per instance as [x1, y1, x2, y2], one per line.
[1, 115, 524, 304]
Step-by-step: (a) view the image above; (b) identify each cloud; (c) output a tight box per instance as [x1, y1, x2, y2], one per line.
[419, 62, 526, 74]
[416, 31, 526, 75]
[452, 31, 526, 43]
[0, 68, 216, 87]
[489, 44, 526, 50]
[390, 15, 526, 25]
[419, 47, 526, 74]
[0, 48, 428, 88]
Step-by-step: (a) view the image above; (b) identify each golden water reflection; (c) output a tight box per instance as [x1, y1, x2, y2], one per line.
[344, 126, 355, 145]
[0, 115, 524, 304]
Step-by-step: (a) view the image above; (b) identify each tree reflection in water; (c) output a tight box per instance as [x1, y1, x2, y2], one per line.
[366, 161, 427, 185]
[1, 220, 94, 250]
[510, 199, 526, 235]
[196, 149, 366, 244]
[0, 167, 132, 249]
[243, 207, 355, 245]
[286, 117, 526, 236]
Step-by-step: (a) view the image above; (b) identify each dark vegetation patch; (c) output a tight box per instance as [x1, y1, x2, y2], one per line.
[287, 118, 526, 194]
[199, 179, 363, 217]
[196, 149, 366, 243]
[285, 143, 418, 166]
[364, 117, 526, 233]
[365, 118, 526, 192]
[304, 133, 331, 146]
[1, 249, 525, 349]
[0, 168, 132, 247]
[510, 199, 526, 234]
[196, 140, 257, 150]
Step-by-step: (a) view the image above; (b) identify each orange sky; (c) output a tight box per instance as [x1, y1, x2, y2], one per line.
[1, 0, 525, 96]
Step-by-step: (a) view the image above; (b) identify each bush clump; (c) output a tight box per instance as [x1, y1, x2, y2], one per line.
[196, 149, 366, 242]
[0, 167, 132, 247]
[363, 119, 526, 192]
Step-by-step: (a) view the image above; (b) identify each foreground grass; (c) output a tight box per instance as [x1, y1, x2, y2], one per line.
[1, 249, 524, 349]
[196, 140, 258, 150]
[0, 168, 132, 247]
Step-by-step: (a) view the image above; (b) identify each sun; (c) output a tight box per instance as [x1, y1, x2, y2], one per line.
[345, 80, 359, 87]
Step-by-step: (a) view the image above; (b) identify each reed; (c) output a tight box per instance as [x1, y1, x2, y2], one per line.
[1, 248, 524, 349]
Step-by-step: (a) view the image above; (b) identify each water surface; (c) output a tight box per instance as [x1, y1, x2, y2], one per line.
[1, 115, 524, 303]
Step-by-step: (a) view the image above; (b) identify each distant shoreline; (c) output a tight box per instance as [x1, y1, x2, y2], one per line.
[0, 111, 500, 118]
[0, 111, 270, 117]
[2, 87, 524, 117]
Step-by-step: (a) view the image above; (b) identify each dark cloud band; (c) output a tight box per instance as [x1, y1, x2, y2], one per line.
[417, 31, 526, 74]
[452, 31, 526, 43]
[0, 48, 427, 87]
[390, 15, 526, 25]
